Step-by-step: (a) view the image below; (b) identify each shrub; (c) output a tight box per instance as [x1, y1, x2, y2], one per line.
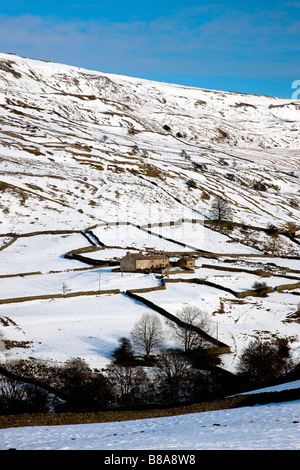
[266, 223, 279, 235]
[252, 281, 268, 294]
[252, 180, 267, 191]
[186, 178, 197, 188]
[55, 358, 111, 411]
[112, 337, 135, 366]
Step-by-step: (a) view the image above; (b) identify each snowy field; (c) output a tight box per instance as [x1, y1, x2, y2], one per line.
[0, 227, 299, 372]
[0, 293, 176, 368]
[0, 233, 88, 275]
[0, 267, 161, 300]
[92, 222, 263, 254]
[1, 281, 299, 374]
[0, 393, 299, 450]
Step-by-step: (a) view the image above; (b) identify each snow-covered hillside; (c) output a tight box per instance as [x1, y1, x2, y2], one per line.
[0, 53, 299, 380]
[0, 52, 300, 233]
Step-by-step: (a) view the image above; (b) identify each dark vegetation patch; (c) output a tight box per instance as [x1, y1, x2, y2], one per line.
[1, 387, 300, 430]
[0, 317, 18, 328]
[233, 102, 257, 109]
[3, 340, 32, 350]
[0, 61, 22, 79]
[0, 395, 250, 429]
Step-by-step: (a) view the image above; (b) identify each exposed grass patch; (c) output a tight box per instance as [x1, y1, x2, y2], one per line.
[0, 60, 22, 79]
[3, 339, 32, 350]
[0, 181, 10, 191]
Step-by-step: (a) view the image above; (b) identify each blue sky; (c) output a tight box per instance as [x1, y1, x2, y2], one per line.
[0, 0, 300, 98]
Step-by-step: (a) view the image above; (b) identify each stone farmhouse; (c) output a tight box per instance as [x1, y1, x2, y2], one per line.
[120, 252, 170, 272]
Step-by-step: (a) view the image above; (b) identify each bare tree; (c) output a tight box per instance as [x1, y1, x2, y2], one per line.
[62, 282, 71, 296]
[154, 349, 191, 404]
[107, 364, 151, 407]
[131, 313, 165, 359]
[236, 338, 293, 387]
[168, 305, 212, 351]
[267, 235, 280, 256]
[284, 221, 299, 237]
[211, 196, 232, 222]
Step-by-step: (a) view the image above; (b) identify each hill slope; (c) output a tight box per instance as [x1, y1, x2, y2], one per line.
[0, 52, 300, 233]
[0, 53, 299, 375]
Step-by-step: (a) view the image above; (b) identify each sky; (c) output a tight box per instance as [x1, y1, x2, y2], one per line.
[0, 0, 300, 98]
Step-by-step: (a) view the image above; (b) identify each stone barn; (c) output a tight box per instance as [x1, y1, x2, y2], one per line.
[120, 252, 170, 272]
[176, 256, 195, 269]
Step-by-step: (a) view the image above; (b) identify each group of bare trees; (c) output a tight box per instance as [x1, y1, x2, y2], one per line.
[0, 353, 218, 414]
[109, 307, 213, 367]
[0, 307, 298, 414]
[0, 307, 223, 413]
[107, 347, 220, 408]
[128, 307, 213, 359]
[0, 357, 112, 414]
[106, 308, 221, 406]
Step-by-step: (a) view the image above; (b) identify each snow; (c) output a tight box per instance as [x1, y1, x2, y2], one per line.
[0, 267, 161, 300]
[238, 379, 300, 394]
[0, 293, 175, 368]
[0, 233, 87, 275]
[0, 53, 300, 451]
[0, 399, 299, 450]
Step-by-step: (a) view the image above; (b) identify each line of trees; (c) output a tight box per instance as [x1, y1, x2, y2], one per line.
[0, 351, 227, 415]
[0, 310, 299, 415]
